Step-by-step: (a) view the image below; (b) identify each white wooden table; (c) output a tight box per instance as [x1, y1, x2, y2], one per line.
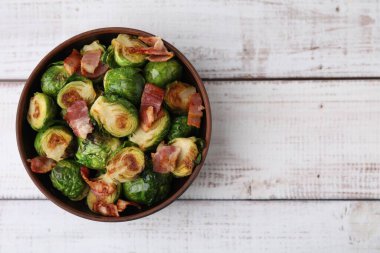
[2, 0, 380, 252]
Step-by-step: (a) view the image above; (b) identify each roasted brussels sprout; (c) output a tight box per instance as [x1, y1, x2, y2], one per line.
[169, 137, 199, 177]
[164, 81, 196, 114]
[144, 59, 183, 88]
[129, 109, 170, 151]
[41, 63, 70, 97]
[34, 125, 75, 161]
[50, 160, 89, 201]
[122, 167, 172, 206]
[56, 80, 96, 109]
[106, 146, 145, 182]
[101, 45, 119, 69]
[86, 176, 121, 213]
[112, 34, 147, 67]
[27, 92, 57, 131]
[81, 40, 106, 54]
[167, 116, 196, 141]
[75, 131, 121, 170]
[103, 67, 145, 105]
[90, 95, 139, 137]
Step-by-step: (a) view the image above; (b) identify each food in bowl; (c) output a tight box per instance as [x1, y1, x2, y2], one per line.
[25, 34, 206, 217]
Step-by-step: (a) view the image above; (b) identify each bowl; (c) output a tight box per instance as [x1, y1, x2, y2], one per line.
[16, 27, 211, 222]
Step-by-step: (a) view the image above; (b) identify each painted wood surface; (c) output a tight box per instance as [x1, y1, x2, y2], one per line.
[3, 79, 380, 200]
[1, 200, 380, 253]
[1, 0, 380, 79]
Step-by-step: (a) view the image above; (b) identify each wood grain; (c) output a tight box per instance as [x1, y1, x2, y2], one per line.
[1, 0, 380, 79]
[4, 79, 380, 200]
[1, 200, 380, 252]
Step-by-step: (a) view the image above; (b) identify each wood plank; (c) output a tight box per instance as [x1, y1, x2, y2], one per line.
[1, 0, 380, 79]
[1, 200, 380, 252]
[4, 80, 380, 200]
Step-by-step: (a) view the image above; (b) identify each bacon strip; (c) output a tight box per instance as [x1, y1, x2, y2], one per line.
[64, 100, 93, 139]
[93, 201, 120, 217]
[126, 36, 174, 62]
[80, 167, 116, 197]
[116, 199, 141, 212]
[187, 93, 204, 128]
[81, 62, 108, 79]
[27, 156, 56, 173]
[81, 50, 102, 74]
[140, 84, 165, 131]
[64, 49, 82, 75]
[152, 144, 181, 174]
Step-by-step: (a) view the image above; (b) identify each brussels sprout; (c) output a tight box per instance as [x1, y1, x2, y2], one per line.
[164, 81, 196, 114]
[81, 40, 105, 54]
[167, 116, 196, 141]
[34, 125, 75, 161]
[122, 167, 172, 206]
[27, 92, 57, 131]
[169, 137, 199, 177]
[106, 146, 145, 182]
[41, 63, 70, 97]
[129, 109, 171, 151]
[103, 67, 145, 105]
[86, 176, 121, 213]
[112, 34, 147, 67]
[75, 131, 121, 170]
[144, 59, 183, 88]
[101, 46, 119, 69]
[57, 80, 97, 109]
[90, 95, 139, 137]
[50, 160, 89, 201]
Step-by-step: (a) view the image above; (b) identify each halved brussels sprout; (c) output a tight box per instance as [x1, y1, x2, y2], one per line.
[144, 59, 183, 88]
[90, 95, 139, 137]
[86, 176, 121, 213]
[112, 34, 147, 67]
[169, 137, 199, 177]
[129, 109, 170, 151]
[57, 80, 96, 109]
[34, 125, 75, 161]
[122, 167, 172, 206]
[167, 116, 196, 141]
[106, 146, 145, 182]
[103, 67, 145, 105]
[41, 63, 70, 97]
[27, 92, 57, 131]
[101, 45, 119, 68]
[164, 81, 196, 114]
[81, 40, 106, 54]
[50, 160, 89, 201]
[75, 131, 121, 170]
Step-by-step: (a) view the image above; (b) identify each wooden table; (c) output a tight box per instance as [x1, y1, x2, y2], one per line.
[2, 1, 380, 252]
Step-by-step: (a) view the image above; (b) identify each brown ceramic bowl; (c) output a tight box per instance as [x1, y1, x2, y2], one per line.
[16, 27, 211, 222]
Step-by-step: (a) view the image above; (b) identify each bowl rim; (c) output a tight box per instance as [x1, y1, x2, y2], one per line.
[16, 27, 212, 222]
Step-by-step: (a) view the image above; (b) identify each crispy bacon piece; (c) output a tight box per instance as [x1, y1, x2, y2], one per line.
[140, 84, 165, 131]
[187, 93, 204, 128]
[93, 201, 120, 217]
[80, 167, 116, 197]
[116, 199, 141, 212]
[81, 50, 102, 74]
[64, 49, 82, 75]
[81, 62, 108, 79]
[125, 36, 174, 62]
[64, 100, 93, 139]
[152, 144, 181, 174]
[27, 156, 56, 173]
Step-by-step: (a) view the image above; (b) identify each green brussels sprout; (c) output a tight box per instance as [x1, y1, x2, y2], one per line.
[75, 131, 121, 170]
[169, 137, 199, 177]
[27, 92, 57, 131]
[34, 125, 75, 161]
[164, 81, 196, 114]
[41, 63, 70, 97]
[57, 80, 97, 109]
[103, 67, 145, 105]
[90, 95, 139, 137]
[106, 146, 145, 182]
[81, 40, 106, 54]
[144, 59, 183, 88]
[122, 167, 172, 206]
[129, 109, 171, 151]
[86, 176, 121, 213]
[112, 34, 147, 67]
[101, 46, 119, 69]
[50, 160, 89, 201]
[167, 116, 196, 141]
